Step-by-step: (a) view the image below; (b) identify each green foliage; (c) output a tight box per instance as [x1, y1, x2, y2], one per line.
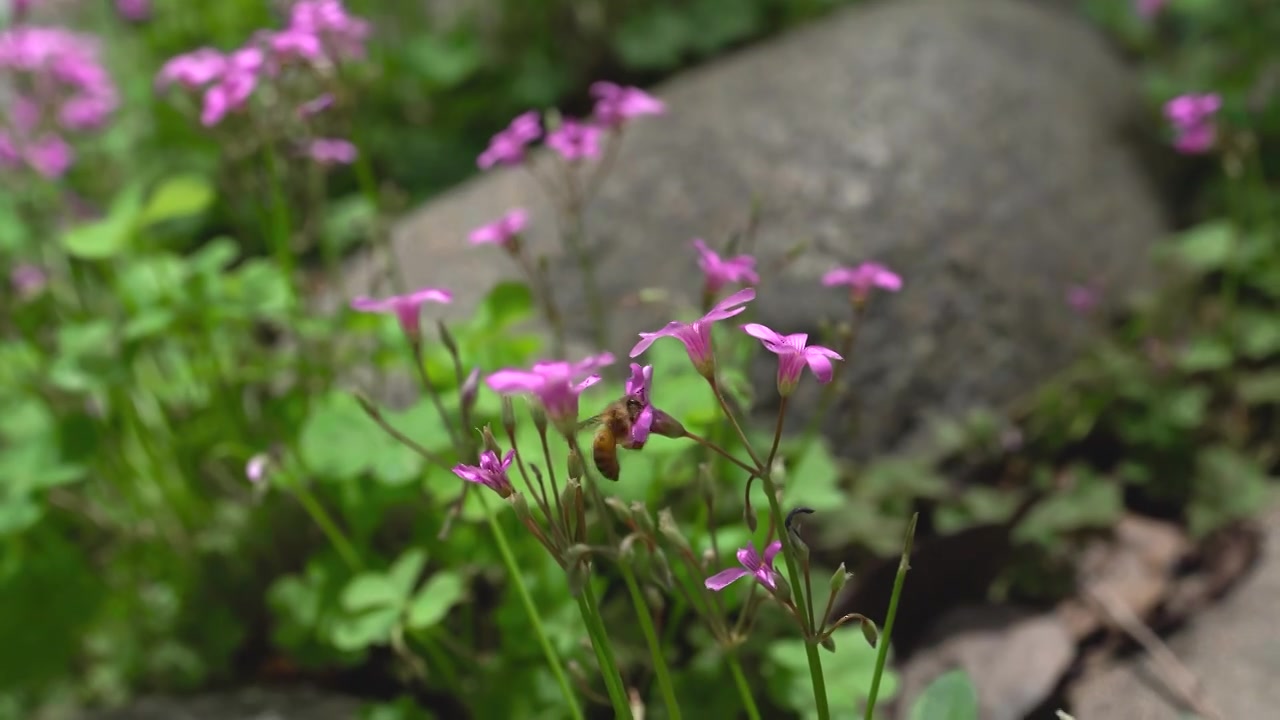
[767, 636, 895, 719]
[909, 670, 979, 720]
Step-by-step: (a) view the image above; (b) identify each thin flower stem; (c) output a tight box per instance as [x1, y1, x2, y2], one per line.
[620, 566, 683, 720]
[709, 379, 829, 719]
[356, 395, 453, 472]
[577, 579, 634, 719]
[864, 513, 918, 720]
[479, 492, 583, 720]
[292, 485, 362, 572]
[262, 143, 296, 283]
[408, 339, 464, 452]
[766, 395, 788, 473]
[682, 431, 758, 476]
[539, 431, 567, 535]
[728, 653, 764, 720]
[513, 250, 567, 359]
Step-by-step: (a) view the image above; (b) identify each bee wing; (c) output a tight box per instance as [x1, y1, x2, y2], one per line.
[577, 415, 604, 431]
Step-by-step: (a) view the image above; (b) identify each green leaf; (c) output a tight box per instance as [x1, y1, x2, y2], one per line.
[910, 670, 980, 720]
[406, 572, 466, 630]
[387, 549, 428, 599]
[60, 184, 143, 259]
[1189, 447, 1271, 537]
[1014, 469, 1122, 545]
[330, 605, 400, 652]
[324, 196, 377, 254]
[341, 575, 403, 613]
[475, 281, 534, 331]
[124, 308, 176, 340]
[766, 635, 892, 719]
[0, 497, 42, 536]
[406, 34, 483, 89]
[785, 438, 845, 512]
[613, 6, 693, 71]
[687, 0, 764, 55]
[140, 174, 215, 225]
[1237, 371, 1280, 404]
[1176, 337, 1233, 373]
[299, 392, 384, 480]
[1170, 220, 1234, 272]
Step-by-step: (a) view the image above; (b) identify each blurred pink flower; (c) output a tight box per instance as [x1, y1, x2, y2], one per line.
[0, 132, 18, 167]
[693, 238, 758, 296]
[245, 453, 269, 484]
[297, 93, 334, 117]
[350, 286, 453, 337]
[822, 261, 902, 302]
[1164, 93, 1221, 155]
[590, 81, 665, 128]
[1135, 0, 1168, 19]
[11, 263, 47, 300]
[742, 323, 842, 397]
[25, 135, 73, 178]
[468, 208, 528, 249]
[477, 111, 541, 169]
[486, 353, 613, 433]
[115, 0, 151, 22]
[157, 48, 227, 89]
[546, 118, 602, 162]
[630, 288, 755, 378]
[308, 137, 357, 165]
[1066, 284, 1100, 316]
[289, 0, 370, 60]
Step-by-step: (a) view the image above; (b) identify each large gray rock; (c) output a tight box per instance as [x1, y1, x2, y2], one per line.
[348, 0, 1166, 456]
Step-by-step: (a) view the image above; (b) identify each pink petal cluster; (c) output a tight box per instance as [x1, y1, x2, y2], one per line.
[114, 0, 151, 22]
[307, 137, 357, 165]
[453, 450, 516, 499]
[822, 261, 902, 302]
[630, 288, 755, 378]
[486, 353, 614, 433]
[1135, 0, 1168, 19]
[705, 541, 783, 592]
[1164, 93, 1221, 155]
[11, 263, 47, 300]
[693, 238, 758, 296]
[0, 26, 118, 177]
[477, 111, 541, 169]
[743, 323, 842, 397]
[350, 286, 452, 337]
[589, 81, 665, 128]
[157, 0, 367, 128]
[546, 118, 603, 162]
[624, 363, 655, 448]
[468, 208, 529, 249]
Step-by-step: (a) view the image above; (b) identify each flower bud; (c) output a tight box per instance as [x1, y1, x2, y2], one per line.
[436, 320, 459, 358]
[650, 409, 686, 439]
[828, 562, 851, 598]
[508, 492, 533, 525]
[530, 401, 548, 436]
[460, 367, 480, 415]
[501, 396, 516, 436]
[567, 449, 584, 480]
[860, 615, 879, 648]
[604, 496, 635, 525]
[566, 559, 589, 597]
[481, 424, 501, 454]
[629, 501, 655, 536]
[771, 573, 792, 603]
[619, 534, 641, 563]
[820, 636, 836, 653]
[651, 548, 676, 589]
[562, 543, 593, 568]
[657, 508, 691, 555]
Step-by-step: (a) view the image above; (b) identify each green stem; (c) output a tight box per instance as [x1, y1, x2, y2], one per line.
[710, 379, 829, 719]
[577, 579, 634, 719]
[727, 653, 763, 720]
[352, 144, 407, 295]
[563, 211, 608, 351]
[262, 144, 296, 282]
[620, 566, 682, 719]
[480, 493, 584, 720]
[864, 513, 918, 720]
[292, 485, 362, 572]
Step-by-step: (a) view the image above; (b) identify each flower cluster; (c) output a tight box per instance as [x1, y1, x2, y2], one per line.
[156, 0, 368, 130]
[0, 25, 118, 177]
[475, 82, 664, 168]
[1164, 93, 1221, 155]
[486, 354, 612, 435]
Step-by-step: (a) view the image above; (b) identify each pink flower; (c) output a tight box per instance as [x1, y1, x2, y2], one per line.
[0, 132, 17, 167]
[468, 208, 528, 249]
[742, 323, 842, 397]
[157, 48, 227, 90]
[590, 81, 665, 128]
[11, 263, 46, 300]
[1066, 284, 1100, 316]
[297, 93, 334, 117]
[25, 135, 73, 178]
[452, 450, 516, 499]
[822, 262, 902, 302]
[546, 118, 602, 162]
[630, 287, 755, 378]
[624, 363, 655, 447]
[350, 286, 453, 337]
[267, 29, 325, 62]
[245, 453, 269, 484]
[289, 0, 370, 60]
[115, 0, 151, 22]
[1164, 93, 1221, 155]
[693, 238, 758, 296]
[705, 541, 783, 592]
[196, 47, 262, 127]
[308, 137, 357, 165]
[486, 353, 614, 433]
[1135, 0, 1168, 19]
[477, 110, 541, 169]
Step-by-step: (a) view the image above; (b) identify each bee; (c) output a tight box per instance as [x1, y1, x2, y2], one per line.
[578, 396, 646, 481]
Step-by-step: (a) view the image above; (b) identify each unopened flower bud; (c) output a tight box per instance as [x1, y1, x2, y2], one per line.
[820, 636, 836, 653]
[658, 508, 691, 555]
[566, 559, 589, 597]
[605, 496, 635, 525]
[530, 401, 548, 436]
[629, 501, 655, 535]
[567, 449, 584, 480]
[460, 367, 480, 414]
[501, 396, 516, 436]
[651, 548, 675, 589]
[829, 562, 851, 598]
[508, 492, 533, 524]
[481, 424, 501, 454]
[651, 409, 686, 439]
[860, 615, 879, 648]
[619, 534, 641, 562]
[772, 573, 792, 602]
[562, 543, 593, 568]
[436, 320, 459, 358]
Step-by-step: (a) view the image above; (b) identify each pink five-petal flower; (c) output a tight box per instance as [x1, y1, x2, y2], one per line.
[486, 353, 614, 434]
[590, 81, 666, 128]
[693, 238, 759, 297]
[308, 137, 357, 165]
[1163, 93, 1221, 155]
[742, 323, 843, 397]
[623, 363, 655, 448]
[477, 110, 541, 169]
[705, 541, 783, 592]
[350, 286, 453, 338]
[468, 208, 528, 250]
[822, 261, 902, 303]
[452, 449, 516, 499]
[630, 288, 755, 378]
[546, 118, 602, 162]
